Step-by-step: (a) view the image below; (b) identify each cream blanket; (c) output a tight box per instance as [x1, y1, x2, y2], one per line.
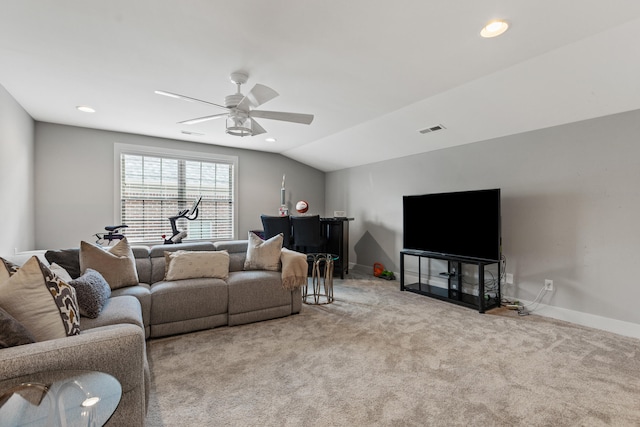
[280, 248, 308, 290]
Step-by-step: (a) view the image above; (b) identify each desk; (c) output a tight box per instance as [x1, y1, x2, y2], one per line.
[0, 370, 121, 427]
[255, 216, 353, 279]
[320, 218, 353, 279]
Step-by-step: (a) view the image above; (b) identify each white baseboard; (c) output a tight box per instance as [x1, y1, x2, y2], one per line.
[505, 295, 640, 340]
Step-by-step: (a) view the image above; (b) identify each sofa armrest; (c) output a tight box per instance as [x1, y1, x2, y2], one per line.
[0, 324, 146, 425]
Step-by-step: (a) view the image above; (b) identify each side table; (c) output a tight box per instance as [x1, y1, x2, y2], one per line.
[0, 370, 121, 427]
[303, 253, 339, 305]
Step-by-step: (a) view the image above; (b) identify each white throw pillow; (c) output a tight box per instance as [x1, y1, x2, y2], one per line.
[164, 250, 230, 281]
[243, 232, 283, 271]
[50, 263, 73, 283]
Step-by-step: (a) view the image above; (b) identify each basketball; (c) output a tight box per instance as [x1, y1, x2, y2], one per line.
[295, 200, 309, 213]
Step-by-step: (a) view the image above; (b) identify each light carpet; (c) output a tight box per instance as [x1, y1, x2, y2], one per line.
[145, 279, 640, 426]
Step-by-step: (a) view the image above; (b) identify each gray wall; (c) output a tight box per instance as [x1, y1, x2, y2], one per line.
[34, 122, 324, 249]
[325, 109, 640, 327]
[0, 84, 35, 255]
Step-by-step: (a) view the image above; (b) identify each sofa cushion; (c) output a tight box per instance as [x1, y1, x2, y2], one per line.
[69, 269, 112, 319]
[150, 278, 228, 325]
[0, 306, 36, 348]
[164, 250, 229, 281]
[111, 284, 152, 330]
[214, 240, 248, 272]
[227, 270, 293, 315]
[0, 256, 80, 341]
[44, 248, 81, 279]
[79, 295, 144, 332]
[132, 246, 152, 284]
[79, 238, 139, 290]
[243, 232, 283, 271]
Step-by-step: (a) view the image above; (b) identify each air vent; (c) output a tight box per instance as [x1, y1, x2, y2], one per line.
[418, 124, 446, 134]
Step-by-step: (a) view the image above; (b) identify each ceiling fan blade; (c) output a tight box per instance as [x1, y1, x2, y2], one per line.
[236, 84, 279, 111]
[250, 110, 314, 125]
[179, 113, 227, 125]
[251, 119, 267, 136]
[155, 90, 228, 110]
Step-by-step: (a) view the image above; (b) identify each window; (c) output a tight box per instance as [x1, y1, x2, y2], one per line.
[115, 144, 237, 243]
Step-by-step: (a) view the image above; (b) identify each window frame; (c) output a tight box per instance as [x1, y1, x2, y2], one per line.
[114, 143, 238, 244]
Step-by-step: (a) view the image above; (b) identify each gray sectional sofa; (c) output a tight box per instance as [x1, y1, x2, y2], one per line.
[116, 240, 302, 338]
[0, 239, 303, 426]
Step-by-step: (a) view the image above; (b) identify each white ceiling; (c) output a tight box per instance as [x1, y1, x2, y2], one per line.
[2, 1, 640, 172]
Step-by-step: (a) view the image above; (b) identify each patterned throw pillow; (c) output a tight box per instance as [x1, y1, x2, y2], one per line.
[243, 232, 283, 271]
[164, 250, 230, 281]
[79, 237, 139, 290]
[69, 269, 112, 319]
[0, 257, 20, 282]
[0, 256, 80, 341]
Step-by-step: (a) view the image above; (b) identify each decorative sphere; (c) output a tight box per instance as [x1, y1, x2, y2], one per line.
[295, 200, 309, 213]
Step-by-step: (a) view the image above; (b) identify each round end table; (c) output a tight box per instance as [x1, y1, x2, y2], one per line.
[303, 253, 339, 305]
[0, 370, 121, 427]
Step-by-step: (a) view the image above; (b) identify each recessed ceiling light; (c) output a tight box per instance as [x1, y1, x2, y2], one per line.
[76, 105, 96, 113]
[480, 19, 509, 38]
[265, 137, 277, 142]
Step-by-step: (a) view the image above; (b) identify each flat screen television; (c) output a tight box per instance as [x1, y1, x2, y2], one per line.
[403, 188, 501, 262]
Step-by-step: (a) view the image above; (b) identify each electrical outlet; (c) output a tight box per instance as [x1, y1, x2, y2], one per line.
[544, 279, 553, 291]
[505, 273, 513, 284]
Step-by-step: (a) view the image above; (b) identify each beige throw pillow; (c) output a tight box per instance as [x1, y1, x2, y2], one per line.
[243, 232, 283, 271]
[164, 250, 230, 281]
[0, 256, 80, 341]
[79, 237, 139, 290]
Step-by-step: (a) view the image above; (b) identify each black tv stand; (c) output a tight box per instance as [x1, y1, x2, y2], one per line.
[400, 250, 501, 313]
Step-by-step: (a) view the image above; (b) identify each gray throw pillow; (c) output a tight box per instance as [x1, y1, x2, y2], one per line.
[69, 269, 111, 319]
[0, 307, 36, 348]
[45, 248, 81, 279]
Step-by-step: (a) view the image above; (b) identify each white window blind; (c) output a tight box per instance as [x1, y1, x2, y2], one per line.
[119, 152, 234, 243]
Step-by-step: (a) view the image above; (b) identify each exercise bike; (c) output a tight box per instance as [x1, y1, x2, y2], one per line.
[164, 197, 201, 244]
[95, 224, 128, 246]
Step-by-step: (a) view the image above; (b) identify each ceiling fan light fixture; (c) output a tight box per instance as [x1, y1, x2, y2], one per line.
[226, 116, 253, 137]
[480, 19, 509, 38]
[160, 72, 314, 138]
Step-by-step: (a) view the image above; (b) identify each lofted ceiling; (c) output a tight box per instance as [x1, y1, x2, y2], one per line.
[2, 1, 640, 172]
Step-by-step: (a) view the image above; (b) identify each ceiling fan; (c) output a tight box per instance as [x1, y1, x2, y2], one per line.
[155, 72, 314, 137]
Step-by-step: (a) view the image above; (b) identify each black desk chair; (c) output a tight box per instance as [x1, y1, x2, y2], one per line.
[292, 215, 330, 283]
[291, 215, 325, 254]
[260, 214, 292, 249]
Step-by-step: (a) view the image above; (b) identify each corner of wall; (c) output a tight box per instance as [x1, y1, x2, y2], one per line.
[0, 84, 35, 255]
